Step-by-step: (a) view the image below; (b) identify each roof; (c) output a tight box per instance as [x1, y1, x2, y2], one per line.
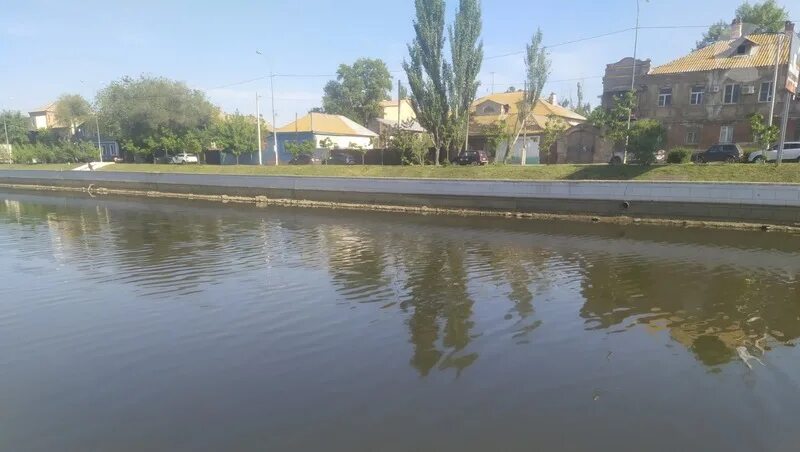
[379, 99, 412, 108]
[372, 118, 427, 133]
[276, 113, 378, 137]
[649, 33, 790, 75]
[29, 102, 56, 114]
[469, 91, 586, 134]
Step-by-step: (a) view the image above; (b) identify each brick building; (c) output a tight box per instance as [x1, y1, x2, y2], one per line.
[605, 20, 800, 151]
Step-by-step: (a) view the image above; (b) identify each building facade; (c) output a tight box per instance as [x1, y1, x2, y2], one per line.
[611, 20, 800, 151]
[267, 113, 378, 163]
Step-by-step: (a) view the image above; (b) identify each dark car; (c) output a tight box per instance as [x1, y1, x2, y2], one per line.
[289, 154, 321, 165]
[693, 144, 743, 163]
[456, 150, 489, 165]
[326, 153, 357, 165]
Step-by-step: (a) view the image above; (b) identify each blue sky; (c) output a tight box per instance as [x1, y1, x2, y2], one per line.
[1, 0, 798, 126]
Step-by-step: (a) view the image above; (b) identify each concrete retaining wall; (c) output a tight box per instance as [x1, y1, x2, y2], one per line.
[1, 170, 798, 225]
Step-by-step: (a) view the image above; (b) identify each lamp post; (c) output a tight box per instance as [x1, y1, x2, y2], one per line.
[256, 50, 279, 165]
[623, 0, 641, 165]
[256, 92, 263, 165]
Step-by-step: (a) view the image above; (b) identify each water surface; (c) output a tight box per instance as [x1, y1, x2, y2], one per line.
[1, 190, 800, 451]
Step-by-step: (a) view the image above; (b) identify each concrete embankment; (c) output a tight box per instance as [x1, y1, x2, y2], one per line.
[0, 169, 798, 229]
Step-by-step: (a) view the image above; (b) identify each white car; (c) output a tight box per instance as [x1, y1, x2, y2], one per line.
[171, 153, 199, 164]
[748, 142, 800, 163]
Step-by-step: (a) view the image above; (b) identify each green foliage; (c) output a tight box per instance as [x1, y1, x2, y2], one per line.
[389, 120, 433, 165]
[213, 113, 258, 162]
[750, 112, 779, 151]
[505, 28, 550, 163]
[319, 137, 335, 150]
[11, 141, 98, 164]
[591, 91, 636, 146]
[54, 94, 92, 135]
[96, 75, 218, 157]
[628, 119, 666, 165]
[285, 140, 316, 159]
[480, 122, 507, 159]
[1, 110, 31, 145]
[667, 147, 695, 164]
[404, 0, 483, 164]
[348, 142, 368, 164]
[540, 115, 569, 158]
[696, 1, 789, 50]
[322, 58, 393, 125]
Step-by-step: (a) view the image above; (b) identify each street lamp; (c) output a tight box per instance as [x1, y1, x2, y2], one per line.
[623, 0, 641, 165]
[256, 50, 279, 166]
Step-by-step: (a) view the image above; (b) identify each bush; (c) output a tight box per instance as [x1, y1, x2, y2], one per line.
[628, 119, 666, 165]
[667, 147, 694, 164]
[11, 141, 98, 164]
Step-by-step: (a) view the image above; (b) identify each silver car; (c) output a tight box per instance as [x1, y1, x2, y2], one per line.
[749, 142, 800, 163]
[171, 153, 199, 164]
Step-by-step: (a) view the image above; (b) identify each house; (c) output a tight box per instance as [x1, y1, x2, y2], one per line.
[267, 112, 378, 163]
[368, 99, 426, 146]
[28, 102, 63, 131]
[468, 92, 586, 163]
[625, 19, 800, 150]
[601, 57, 651, 109]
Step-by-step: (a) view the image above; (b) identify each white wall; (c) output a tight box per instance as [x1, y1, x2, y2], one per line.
[31, 114, 48, 130]
[496, 136, 540, 164]
[314, 134, 374, 150]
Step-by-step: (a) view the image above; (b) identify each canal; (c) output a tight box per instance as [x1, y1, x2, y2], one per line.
[1, 190, 799, 451]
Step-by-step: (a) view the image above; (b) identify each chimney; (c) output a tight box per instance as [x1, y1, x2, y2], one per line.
[786, 21, 795, 35]
[730, 18, 743, 40]
[548, 92, 557, 105]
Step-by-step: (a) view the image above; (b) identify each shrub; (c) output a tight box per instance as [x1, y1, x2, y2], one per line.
[667, 147, 694, 164]
[628, 119, 666, 165]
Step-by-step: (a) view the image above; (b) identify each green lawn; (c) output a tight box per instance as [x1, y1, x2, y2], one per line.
[3, 162, 800, 183]
[1, 164, 80, 171]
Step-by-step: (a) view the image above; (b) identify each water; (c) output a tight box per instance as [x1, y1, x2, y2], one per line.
[1, 190, 799, 452]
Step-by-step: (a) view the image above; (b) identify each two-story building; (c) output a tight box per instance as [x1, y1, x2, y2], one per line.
[630, 20, 799, 150]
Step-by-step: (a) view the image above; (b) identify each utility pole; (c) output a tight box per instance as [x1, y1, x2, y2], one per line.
[256, 92, 263, 166]
[623, 0, 641, 165]
[95, 114, 102, 162]
[491, 72, 496, 94]
[3, 117, 8, 147]
[776, 91, 793, 164]
[769, 34, 784, 127]
[270, 73, 278, 165]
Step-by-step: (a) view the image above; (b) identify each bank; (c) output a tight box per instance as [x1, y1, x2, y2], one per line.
[0, 169, 798, 231]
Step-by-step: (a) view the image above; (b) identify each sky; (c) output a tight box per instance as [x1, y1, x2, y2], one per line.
[1, 0, 798, 127]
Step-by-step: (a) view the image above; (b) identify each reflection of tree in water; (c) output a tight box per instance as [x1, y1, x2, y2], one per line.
[322, 226, 391, 303]
[398, 241, 476, 377]
[580, 254, 800, 367]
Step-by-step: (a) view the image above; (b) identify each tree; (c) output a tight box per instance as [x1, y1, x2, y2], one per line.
[628, 119, 666, 165]
[695, 1, 789, 50]
[504, 28, 550, 163]
[539, 115, 569, 163]
[54, 94, 92, 136]
[398, 82, 409, 100]
[389, 120, 433, 165]
[322, 58, 393, 126]
[404, 0, 483, 165]
[212, 113, 258, 164]
[348, 142, 368, 165]
[505, 86, 517, 93]
[284, 140, 316, 159]
[1, 110, 31, 145]
[447, 0, 484, 158]
[574, 82, 591, 116]
[592, 91, 637, 147]
[750, 112, 779, 154]
[95, 75, 218, 160]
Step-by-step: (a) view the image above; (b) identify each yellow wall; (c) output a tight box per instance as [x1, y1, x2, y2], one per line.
[382, 99, 416, 123]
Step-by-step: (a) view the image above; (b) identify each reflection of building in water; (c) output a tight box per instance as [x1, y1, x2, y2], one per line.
[580, 254, 800, 367]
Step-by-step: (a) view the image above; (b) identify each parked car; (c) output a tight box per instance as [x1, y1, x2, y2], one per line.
[171, 153, 199, 164]
[326, 153, 357, 165]
[692, 144, 743, 163]
[609, 149, 667, 165]
[289, 154, 322, 165]
[456, 150, 489, 165]
[748, 142, 800, 163]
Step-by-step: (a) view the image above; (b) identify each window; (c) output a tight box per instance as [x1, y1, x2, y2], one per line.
[686, 128, 700, 145]
[720, 125, 735, 143]
[690, 86, 705, 105]
[736, 44, 748, 55]
[658, 87, 672, 107]
[759, 82, 774, 103]
[723, 84, 741, 104]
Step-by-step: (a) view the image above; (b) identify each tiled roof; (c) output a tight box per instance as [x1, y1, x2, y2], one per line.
[379, 99, 412, 108]
[277, 113, 378, 137]
[468, 91, 586, 134]
[649, 33, 790, 75]
[29, 102, 56, 114]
